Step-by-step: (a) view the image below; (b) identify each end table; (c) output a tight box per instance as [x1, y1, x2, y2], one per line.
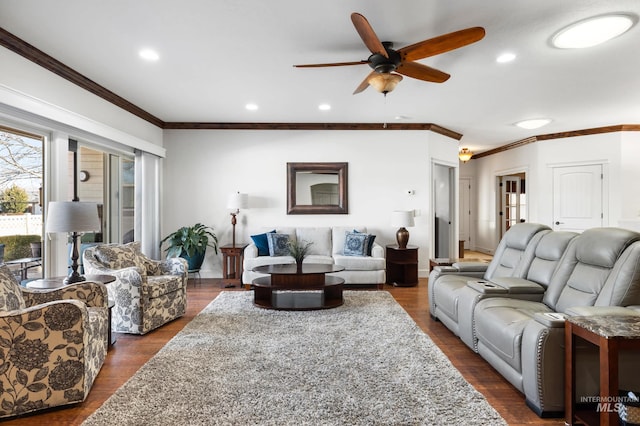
[220, 243, 248, 288]
[565, 315, 640, 426]
[385, 245, 419, 287]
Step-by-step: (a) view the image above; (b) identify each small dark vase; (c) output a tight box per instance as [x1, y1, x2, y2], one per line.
[296, 259, 303, 272]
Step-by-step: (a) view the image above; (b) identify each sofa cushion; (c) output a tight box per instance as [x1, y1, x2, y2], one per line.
[94, 241, 146, 273]
[296, 227, 332, 256]
[475, 298, 552, 372]
[251, 230, 275, 256]
[267, 233, 291, 256]
[0, 264, 25, 311]
[244, 255, 295, 271]
[145, 275, 183, 298]
[333, 254, 385, 271]
[343, 232, 368, 256]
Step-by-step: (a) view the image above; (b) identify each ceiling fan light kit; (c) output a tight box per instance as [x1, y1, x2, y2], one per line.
[294, 12, 485, 95]
[368, 73, 403, 94]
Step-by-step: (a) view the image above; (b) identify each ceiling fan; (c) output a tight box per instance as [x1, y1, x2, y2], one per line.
[294, 13, 485, 95]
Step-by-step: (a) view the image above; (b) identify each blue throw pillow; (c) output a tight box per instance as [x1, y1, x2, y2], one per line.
[251, 230, 276, 256]
[344, 232, 368, 256]
[353, 230, 376, 256]
[267, 233, 291, 257]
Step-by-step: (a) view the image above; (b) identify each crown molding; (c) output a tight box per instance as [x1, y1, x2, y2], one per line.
[0, 27, 165, 128]
[473, 124, 640, 159]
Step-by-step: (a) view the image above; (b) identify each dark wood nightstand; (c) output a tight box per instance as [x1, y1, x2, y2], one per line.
[220, 243, 248, 288]
[385, 245, 419, 287]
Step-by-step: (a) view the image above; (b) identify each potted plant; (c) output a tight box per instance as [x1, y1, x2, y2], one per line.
[287, 239, 313, 271]
[160, 223, 219, 272]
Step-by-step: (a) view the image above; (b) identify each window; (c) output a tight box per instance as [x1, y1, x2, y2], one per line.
[0, 126, 44, 280]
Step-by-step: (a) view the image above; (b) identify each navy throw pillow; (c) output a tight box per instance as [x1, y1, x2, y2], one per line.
[251, 230, 276, 256]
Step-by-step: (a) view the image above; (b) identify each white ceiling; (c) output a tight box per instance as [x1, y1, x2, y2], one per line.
[1, 0, 640, 154]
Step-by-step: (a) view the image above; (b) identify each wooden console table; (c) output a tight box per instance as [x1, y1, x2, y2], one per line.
[565, 315, 640, 426]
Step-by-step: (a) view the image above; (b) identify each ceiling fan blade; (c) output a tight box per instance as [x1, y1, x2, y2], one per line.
[351, 13, 388, 58]
[396, 61, 450, 83]
[399, 27, 485, 61]
[294, 60, 368, 68]
[353, 71, 376, 94]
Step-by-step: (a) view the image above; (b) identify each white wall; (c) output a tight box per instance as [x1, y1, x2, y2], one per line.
[163, 129, 459, 278]
[470, 131, 635, 253]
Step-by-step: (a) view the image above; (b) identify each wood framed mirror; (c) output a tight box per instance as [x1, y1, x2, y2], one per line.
[287, 162, 348, 214]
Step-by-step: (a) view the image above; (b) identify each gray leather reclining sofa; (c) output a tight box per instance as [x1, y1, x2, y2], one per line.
[428, 223, 640, 417]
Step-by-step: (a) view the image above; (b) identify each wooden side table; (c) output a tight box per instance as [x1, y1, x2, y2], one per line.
[565, 315, 640, 426]
[220, 243, 248, 288]
[385, 245, 418, 287]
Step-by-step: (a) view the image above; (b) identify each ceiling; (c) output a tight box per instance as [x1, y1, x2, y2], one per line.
[1, 0, 640, 154]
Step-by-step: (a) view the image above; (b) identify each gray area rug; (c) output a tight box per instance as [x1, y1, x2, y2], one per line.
[83, 291, 506, 425]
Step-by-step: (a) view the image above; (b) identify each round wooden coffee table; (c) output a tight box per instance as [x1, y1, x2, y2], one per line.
[252, 263, 345, 310]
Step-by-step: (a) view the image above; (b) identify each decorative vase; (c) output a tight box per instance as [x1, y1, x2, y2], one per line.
[296, 259, 303, 272]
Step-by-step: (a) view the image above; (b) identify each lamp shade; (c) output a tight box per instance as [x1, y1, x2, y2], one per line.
[46, 201, 101, 233]
[391, 210, 415, 228]
[227, 192, 248, 210]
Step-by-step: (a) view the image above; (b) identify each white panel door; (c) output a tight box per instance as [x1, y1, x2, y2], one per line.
[459, 178, 471, 250]
[552, 164, 603, 232]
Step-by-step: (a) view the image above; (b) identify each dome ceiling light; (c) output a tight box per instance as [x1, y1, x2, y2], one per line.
[515, 119, 552, 130]
[552, 14, 635, 49]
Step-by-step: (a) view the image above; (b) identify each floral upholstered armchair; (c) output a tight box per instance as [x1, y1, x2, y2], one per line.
[0, 264, 108, 419]
[83, 242, 188, 335]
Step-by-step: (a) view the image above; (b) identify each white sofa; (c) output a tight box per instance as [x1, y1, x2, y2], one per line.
[242, 226, 386, 288]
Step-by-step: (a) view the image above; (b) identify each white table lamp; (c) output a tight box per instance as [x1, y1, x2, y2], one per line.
[227, 192, 249, 247]
[391, 210, 415, 249]
[46, 201, 101, 284]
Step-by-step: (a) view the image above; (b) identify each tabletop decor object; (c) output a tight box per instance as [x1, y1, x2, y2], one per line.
[46, 201, 101, 284]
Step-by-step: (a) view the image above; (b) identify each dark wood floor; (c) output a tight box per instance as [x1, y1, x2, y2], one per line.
[3, 278, 564, 426]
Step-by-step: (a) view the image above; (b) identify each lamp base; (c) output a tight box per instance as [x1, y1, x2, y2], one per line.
[396, 227, 410, 249]
[64, 273, 86, 285]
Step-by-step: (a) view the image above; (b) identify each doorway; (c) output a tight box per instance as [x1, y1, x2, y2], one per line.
[497, 172, 527, 240]
[433, 163, 456, 258]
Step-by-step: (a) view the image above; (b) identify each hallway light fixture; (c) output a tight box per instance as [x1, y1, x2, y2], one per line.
[458, 148, 473, 163]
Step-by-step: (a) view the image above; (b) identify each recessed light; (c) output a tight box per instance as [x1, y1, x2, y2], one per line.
[552, 14, 635, 49]
[394, 115, 413, 120]
[245, 103, 258, 111]
[515, 119, 552, 130]
[318, 104, 331, 111]
[496, 52, 516, 63]
[139, 49, 159, 61]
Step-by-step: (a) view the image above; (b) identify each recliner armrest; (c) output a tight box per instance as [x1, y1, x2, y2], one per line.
[452, 262, 489, 273]
[534, 312, 566, 328]
[467, 280, 508, 294]
[490, 277, 545, 294]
